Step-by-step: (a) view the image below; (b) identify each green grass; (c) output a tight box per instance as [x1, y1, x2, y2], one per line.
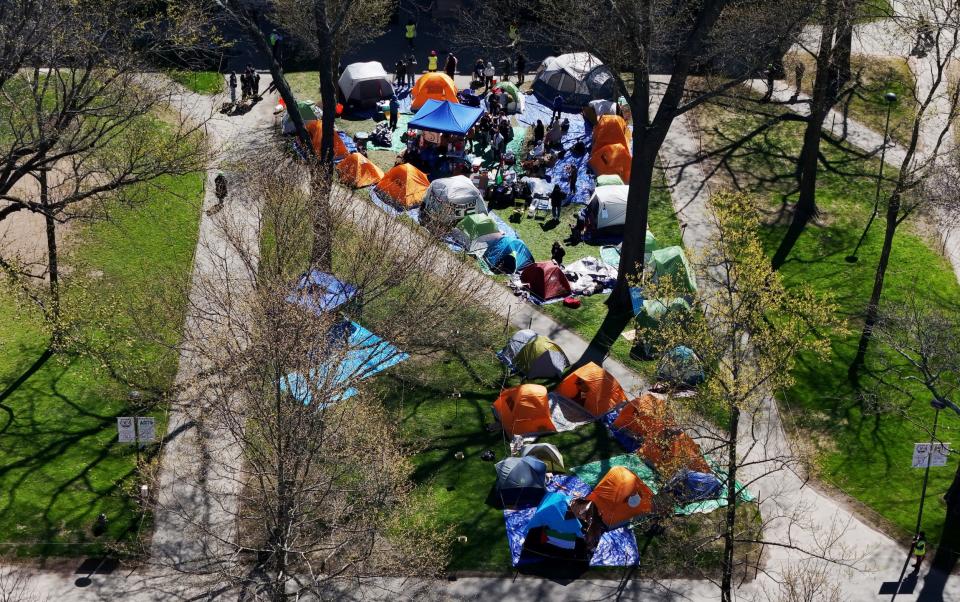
[168, 70, 224, 95]
[0, 171, 204, 556]
[373, 350, 758, 575]
[695, 97, 960, 544]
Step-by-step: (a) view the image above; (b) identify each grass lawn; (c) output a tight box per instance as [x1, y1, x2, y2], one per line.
[0, 170, 204, 557]
[784, 53, 917, 145]
[373, 349, 759, 576]
[168, 70, 224, 95]
[694, 97, 960, 544]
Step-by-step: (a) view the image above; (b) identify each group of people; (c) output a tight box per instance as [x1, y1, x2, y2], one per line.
[473, 52, 526, 89]
[470, 111, 516, 162]
[393, 54, 419, 88]
[228, 65, 261, 105]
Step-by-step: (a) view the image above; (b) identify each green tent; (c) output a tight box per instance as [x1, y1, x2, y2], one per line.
[648, 246, 696, 293]
[295, 100, 319, 121]
[596, 174, 624, 187]
[636, 297, 691, 329]
[498, 81, 522, 103]
[510, 332, 570, 379]
[457, 213, 499, 240]
[645, 230, 659, 255]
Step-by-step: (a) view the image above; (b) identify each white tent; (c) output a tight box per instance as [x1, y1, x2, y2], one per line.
[422, 175, 488, 225]
[338, 61, 394, 106]
[532, 52, 615, 110]
[586, 185, 628, 231]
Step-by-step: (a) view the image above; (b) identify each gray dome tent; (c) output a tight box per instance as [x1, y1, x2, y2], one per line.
[521, 443, 565, 473]
[533, 53, 616, 111]
[338, 61, 394, 108]
[495, 456, 547, 509]
[497, 329, 570, 379]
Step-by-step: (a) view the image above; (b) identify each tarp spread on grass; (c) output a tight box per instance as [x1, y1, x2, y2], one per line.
[504, 474, 639, 567]
[286, 270, 357, 315]
[518, 95, 595, 205]
[280, 321, 408, 405]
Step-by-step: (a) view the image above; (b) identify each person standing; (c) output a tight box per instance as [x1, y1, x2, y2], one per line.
[427, 50, 438, 72]
[239, 71, 249, 100]
[444, 52, 458, 80]
[389, 94, 400, 130]
[551, 241, 566, 266]
[551, 94, 564, 123]
[534, 119, 544, 145]
[395, 59, 407, 86]
[228, 71, 237, 104]
[912, 532, 928, 575]
[516, 53, 526, 85]
[488, 93, 500, 117]
[484, 60, 495, 89]
[269, 29, 283, 62]
[501, 55, 512, 83]
[762, 63, 776, 102]
[252, 70, 261, 98]
[567, 164, 578, 199]
[407, 54, 418, 86]
[549, 183, 565, 221]
[405, 19, 416, 49]
[790, 61, 805, 103]
[207, 171, 228, 216]
[492, 129, 504, 163]
[474, 58, 484, 84]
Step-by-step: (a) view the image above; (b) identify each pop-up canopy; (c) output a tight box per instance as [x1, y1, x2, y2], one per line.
[408, 99, 483, 136]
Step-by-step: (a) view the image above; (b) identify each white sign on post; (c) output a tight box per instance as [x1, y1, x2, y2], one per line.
[117, 417, 136, 443]
[137, 417, 156, 443]
[912, 442, 951, 468]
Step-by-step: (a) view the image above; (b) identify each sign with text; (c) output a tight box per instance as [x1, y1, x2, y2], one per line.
[117, 417, 136, 443]
[137, 417, 156, 443]
[912, 442, 951, 468]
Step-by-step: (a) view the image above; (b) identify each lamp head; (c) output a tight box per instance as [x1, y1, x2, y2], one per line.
[885, 92, 898, 103]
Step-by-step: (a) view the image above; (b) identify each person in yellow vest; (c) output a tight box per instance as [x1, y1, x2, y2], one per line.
[911, 532, 927, 575]
[427, 50, 438, 72]
[509, 22, 519, 47]
[405, 19, 416, 50]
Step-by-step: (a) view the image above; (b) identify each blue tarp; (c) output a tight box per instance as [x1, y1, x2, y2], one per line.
[408, 100, 483, 136]
[286, 270, 357, 315]
[484, 236, 535, 274]
[505, 475, 639, 567]
[665, 470, 725, 504]
[281, 321, 408, 406]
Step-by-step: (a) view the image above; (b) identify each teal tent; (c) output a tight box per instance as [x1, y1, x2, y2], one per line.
[647, 246, 696, 293]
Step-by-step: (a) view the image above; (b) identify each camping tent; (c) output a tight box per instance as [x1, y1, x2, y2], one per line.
[408, 99, 483, 136]
[521, 492, 589, 562]
[421, 175, 487, 226]
[374, 163, 430, 209]
[583, 185, 629, 238]
[452, 213, 502, 251]
[592, 115, 630, 151]
[306, 120, 349, 160]
[585, 466, 655, 528]
[640, 431, 712, 476]
[584, 99, 618, 125]
[498, 329, 571, 379]
[281, 100, 320, 134]
[656, 345, 705, 387]
[286, 270, 357, 315]
[336, 152, 385, 188]
[411, 72, 459, 110]
[495, 81, 526, 113]
[521, 443, 565, 473]
[595, 174, 624, 187]
[484, 236, 534, 274]
[555, 362, 628, 417]
[495, 456, 547, 509]
[589, 143, 631, 182]
[612, 393, 673, 440]
[635, 297, 691, 328]
[647, 246, 697, 293]
[665, 469, 724, 504]
[520, 261, 572, 301]
[338, 61, 394, 107]
[493, 384, 557, 437]
[532, 53, 616, 111]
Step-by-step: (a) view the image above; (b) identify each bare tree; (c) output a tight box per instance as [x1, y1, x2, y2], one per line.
[0, 0, 213, 337]
[640, 192, 844, 602]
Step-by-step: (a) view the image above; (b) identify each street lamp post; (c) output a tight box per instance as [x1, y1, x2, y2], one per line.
[847, 91, 898, 263]
[890, 397, 960, 600]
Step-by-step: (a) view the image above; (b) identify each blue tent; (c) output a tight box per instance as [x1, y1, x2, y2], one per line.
[281, 321, 408, 407]
[665, 469, 724, 503]
[408, 99, 483, 136]
[656, 345, 705, 387]
[484, 236, 534, 274]
[495, 456, 547, 509]
[286, 270, 357, 315]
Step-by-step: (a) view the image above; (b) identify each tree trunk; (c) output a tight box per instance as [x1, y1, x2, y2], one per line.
[772, 0, 853, 269]
[720, 405, 740, 602]
[611, 145, 657, 311]
[314, 1, 338, 169]
[310, 166, 334, 272]
[39, 170, 61, 346]
[848, 192, 900, 382]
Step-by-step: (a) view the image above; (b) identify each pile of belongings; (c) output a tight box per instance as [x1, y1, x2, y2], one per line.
[371, 122, 393, 147]
[563, 256, 617, 295]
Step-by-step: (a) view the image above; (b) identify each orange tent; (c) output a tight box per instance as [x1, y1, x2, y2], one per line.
[374, 163, 431, 209]
[306, 120, 349, 160]
[411, 72, 459, 110]
[592, 115, 630, 151]
[589, 143, 632, 182]
[493, 384, 556, 437]
[612, 393, 673, 439]
[554, 362, 628, 417]
[640, 432, 711, 476]
[336, 153, 385, 188]
[585, 466, 655, 528]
